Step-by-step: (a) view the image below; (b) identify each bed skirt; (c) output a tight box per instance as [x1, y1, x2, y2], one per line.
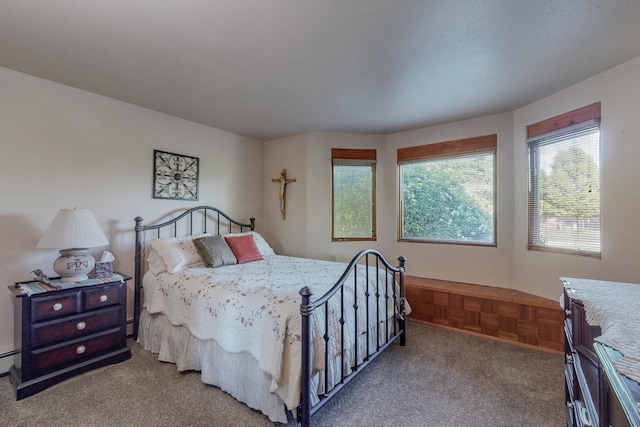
[137, 309, 291, 423]
[138, 306, 399, 424]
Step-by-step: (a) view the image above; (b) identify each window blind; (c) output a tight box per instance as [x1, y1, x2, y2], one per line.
[528, 119, 600, 256]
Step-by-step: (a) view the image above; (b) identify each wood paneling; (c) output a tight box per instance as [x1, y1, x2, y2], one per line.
[405, 276, 564, 353]
[397, 134, 497, 163]
[331, 148, 377, 161]
[526, 102, 601, 139]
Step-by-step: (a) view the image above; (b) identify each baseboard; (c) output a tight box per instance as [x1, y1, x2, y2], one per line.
[0, 350, 18, 377]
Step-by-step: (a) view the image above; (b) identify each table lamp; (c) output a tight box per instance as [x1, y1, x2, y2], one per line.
[36, 208, 109, 283]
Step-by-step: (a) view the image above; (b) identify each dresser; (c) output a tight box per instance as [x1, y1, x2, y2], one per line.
[563, 278, 640, 427]
[9, 274, 132, 400]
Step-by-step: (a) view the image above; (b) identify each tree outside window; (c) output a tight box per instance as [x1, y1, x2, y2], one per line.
[332, 149, 376, 241]
[528, 116, 600, 256]
[398, 135, 497, 245]
[402, 154, 494, 243]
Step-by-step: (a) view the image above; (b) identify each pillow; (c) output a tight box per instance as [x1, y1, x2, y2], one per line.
[148, 233, 210, 274]
[222, 231, 275, 256]
[193, 235, 237, 268]
[224, 234, 263, 264]
[147, 249, 167, 275]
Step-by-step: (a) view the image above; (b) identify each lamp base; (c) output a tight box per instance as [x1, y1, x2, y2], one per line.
[53, 248, 96, 283]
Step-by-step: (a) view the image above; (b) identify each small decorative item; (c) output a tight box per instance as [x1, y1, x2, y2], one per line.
[95, 251, 115, 278]
[271, 169, 296, 220]
[153, 150, 199, 200]
[31, 269, 54, 286]
[95, 262, 113, 278]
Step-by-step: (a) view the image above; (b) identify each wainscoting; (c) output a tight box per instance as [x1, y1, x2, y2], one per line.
[405, 276, 564, 353]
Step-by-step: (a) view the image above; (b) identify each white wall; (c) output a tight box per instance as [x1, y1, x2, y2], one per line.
[263, 132, 387, 262]
[511, 57, 640, 299]
[383, 113, 516, 291]
[262, 56, 640, 303]
[3, 54, 640, 372]
[384, 57, 640, 300]
[0, 67, 264, 370]
[262, 134, 308, 256]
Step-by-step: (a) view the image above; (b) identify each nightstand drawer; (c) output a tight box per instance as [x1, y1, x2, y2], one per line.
[10, 273, 132, 399]
[83, 284, 121, 310]
[31, 292, 79, 322]
[31, 305, 122, 348]
[30, 328, 121, 375]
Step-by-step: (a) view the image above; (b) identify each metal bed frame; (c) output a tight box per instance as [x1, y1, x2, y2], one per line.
[133, 206, 407, 426]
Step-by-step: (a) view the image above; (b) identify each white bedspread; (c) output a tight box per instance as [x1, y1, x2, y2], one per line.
[143, 254, 400, 410]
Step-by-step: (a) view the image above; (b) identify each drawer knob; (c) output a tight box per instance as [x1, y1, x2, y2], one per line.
[76, 345, 86, 354]
[52, 302, 63, 311]
[99, 295, 108, 302]
[76, 321, 86, 330]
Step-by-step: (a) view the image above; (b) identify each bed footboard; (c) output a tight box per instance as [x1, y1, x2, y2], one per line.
[298, 249, 406, 426]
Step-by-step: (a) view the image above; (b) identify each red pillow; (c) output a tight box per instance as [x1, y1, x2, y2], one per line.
[224, 234, 263, 264]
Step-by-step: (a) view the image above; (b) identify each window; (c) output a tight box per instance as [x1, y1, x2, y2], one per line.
[398, 135, 497, 245]
[332, 148, 376, 241]
[527, 103, 601, 257]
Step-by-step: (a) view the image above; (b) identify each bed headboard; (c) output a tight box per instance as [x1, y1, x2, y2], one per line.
[133, 205, 255, 339]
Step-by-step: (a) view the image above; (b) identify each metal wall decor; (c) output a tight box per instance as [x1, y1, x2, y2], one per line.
[153, 150, 200, 200]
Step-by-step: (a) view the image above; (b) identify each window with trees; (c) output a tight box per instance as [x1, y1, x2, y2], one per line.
[527, 103, 601, 257]
[332, 148, 376, 241]
[398, 135, 497, 245]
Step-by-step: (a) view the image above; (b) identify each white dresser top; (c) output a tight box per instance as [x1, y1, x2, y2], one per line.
[562, 277, 640, 385]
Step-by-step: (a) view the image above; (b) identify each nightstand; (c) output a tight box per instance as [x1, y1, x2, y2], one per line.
[8, 273, 132, 400]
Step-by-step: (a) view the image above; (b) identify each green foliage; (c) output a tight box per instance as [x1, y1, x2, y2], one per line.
[333, 164, 373, 238]
[540, 146, 599, 219]
[402, 157, 494, 242]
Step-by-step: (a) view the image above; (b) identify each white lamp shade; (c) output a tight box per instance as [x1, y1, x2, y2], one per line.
[37, 208, 109, 249]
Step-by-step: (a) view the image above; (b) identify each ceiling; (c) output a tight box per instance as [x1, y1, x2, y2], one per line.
[2, 1, 640, 142]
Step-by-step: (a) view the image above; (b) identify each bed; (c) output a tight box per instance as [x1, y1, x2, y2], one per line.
[133, 206, 407, 425]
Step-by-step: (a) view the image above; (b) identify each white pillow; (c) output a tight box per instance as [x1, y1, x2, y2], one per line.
[222, 231, 275, 256]
[149, 233, 210, 274]
[147, 249, 167, 275]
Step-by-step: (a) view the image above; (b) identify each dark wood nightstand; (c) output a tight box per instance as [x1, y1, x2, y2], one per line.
[8, 273, 132, 400]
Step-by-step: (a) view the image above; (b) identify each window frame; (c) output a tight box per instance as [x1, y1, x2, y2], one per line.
[397, 134, 497, 246]
[331, 148, 377, 242]
[527, 103, 602, 257]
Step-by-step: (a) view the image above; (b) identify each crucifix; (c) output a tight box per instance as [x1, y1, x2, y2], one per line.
[272, 169, 296, 220]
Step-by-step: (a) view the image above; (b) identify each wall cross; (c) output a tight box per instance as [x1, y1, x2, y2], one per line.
[272, 169, 296, 220]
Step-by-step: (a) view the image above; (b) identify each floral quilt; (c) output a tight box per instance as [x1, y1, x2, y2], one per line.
[143, 254, 400, 408]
